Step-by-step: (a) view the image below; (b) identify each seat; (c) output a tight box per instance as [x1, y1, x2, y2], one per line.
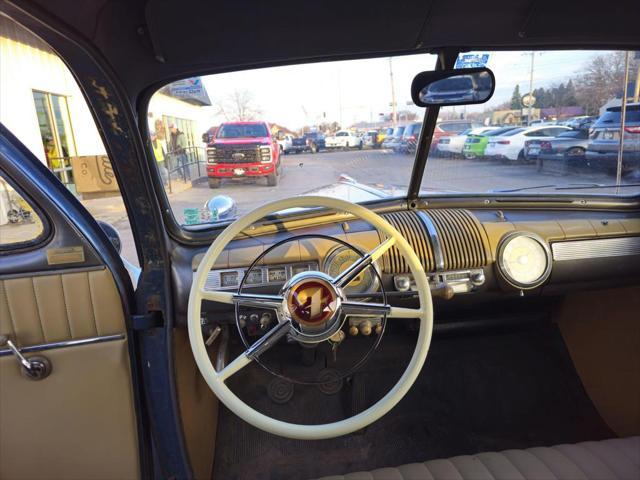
[317, 437, 640, 480]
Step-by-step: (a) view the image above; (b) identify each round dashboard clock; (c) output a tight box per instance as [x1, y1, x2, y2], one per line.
[323, 246, 378, 295]
[497, 232, 552, 289]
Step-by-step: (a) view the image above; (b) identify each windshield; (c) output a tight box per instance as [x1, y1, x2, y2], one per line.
[422, 50, 640, 195]
[217, 123, 269, 138]
[148, 54, 433, 225]
[147, 49, 640, 227]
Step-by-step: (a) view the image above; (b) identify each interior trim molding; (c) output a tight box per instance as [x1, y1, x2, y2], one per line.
[0, 333, 125, 357]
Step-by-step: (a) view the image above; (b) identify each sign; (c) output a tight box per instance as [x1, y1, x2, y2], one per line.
[71, 155, 120, 196]
[455, 53, 490, 69]
[168, 77, 211, 105]
[521, 94, 536, 107]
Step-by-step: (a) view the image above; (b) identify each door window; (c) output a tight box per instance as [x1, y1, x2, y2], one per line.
[0, 171, 45, 248]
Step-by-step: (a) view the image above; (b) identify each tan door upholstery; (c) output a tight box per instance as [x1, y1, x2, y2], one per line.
[0, 268, 140, 480]
[0, 268, 126, 344]
[316, 437, 640, 480]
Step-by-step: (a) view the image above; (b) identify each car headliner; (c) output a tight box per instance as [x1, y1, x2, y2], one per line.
[3, 0, 639, 104]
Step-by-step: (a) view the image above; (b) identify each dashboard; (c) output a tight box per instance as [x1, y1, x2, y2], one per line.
[183, 207, 640, 332]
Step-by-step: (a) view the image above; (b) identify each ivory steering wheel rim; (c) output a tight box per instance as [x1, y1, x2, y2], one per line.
[188, 196, 433, 440]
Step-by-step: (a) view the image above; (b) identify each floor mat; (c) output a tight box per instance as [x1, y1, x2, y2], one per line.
[212, 323, 612, 479]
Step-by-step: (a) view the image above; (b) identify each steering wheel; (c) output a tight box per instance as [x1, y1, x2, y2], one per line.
[188, 196, 433, 440]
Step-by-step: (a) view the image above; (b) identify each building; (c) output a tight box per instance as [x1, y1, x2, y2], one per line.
[0, 15, 211, 219]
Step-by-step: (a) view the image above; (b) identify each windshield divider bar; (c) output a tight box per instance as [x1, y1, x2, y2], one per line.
[407, 48, 460, 203]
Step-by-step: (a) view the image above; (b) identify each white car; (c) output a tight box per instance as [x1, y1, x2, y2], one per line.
[325, 130, 363, 149]
[277, 134, 294, 153]
[436, 127, 498, 156]
[484, 125, 572, 161]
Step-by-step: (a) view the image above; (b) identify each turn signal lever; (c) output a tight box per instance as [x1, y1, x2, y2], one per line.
[0, 335, 52, 380]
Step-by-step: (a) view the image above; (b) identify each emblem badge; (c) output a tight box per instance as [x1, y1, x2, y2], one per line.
[287, 279, 336, 325]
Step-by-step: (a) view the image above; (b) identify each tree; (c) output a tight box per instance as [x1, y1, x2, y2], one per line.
[574, 52, 628, 115]
[215, 89, 262, 121]
[510, 85, 522, 109]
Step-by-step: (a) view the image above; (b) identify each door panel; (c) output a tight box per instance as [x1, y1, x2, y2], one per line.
[0, 268, 126, 343]
[0, 269, 140, 479]
[0, 338, 139, 480]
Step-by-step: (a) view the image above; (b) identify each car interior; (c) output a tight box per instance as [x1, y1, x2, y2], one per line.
[0, 1, 639, 480]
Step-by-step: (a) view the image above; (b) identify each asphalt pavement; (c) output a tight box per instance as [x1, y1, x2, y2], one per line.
[81, 148, 639, 266]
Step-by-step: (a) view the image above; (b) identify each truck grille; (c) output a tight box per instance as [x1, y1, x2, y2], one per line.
[208, 144, 260, 163]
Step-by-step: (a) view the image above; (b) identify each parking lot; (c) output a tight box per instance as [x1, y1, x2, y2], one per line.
[76, 147, 639, 266]
[171, 148, 638, 219]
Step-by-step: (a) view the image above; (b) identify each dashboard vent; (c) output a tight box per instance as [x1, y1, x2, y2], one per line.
[425, 209, 489, 270]
[381, 211, 435, 273]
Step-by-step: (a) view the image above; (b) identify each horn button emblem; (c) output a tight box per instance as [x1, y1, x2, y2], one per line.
[287, 277, 338, 327]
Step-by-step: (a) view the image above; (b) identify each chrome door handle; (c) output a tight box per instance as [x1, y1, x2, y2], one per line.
[0, 335, 52, 380]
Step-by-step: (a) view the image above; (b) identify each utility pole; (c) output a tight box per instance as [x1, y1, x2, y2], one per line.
[616, 51, 631, 192]
[527, 51, 535, 125]
[389, 57, 397, 126]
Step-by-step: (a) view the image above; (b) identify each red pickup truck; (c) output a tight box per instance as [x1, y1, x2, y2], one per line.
[206, 121, 281, 188]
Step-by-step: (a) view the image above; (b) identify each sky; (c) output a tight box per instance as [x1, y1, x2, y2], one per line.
[191, 50, 611, 130]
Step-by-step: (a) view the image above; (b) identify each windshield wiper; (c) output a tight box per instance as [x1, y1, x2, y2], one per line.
[493, 183, 640, 193]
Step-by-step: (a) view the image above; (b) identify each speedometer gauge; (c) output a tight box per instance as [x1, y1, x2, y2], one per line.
[497, 232, 552, 289]
[323, 246, 378, 295]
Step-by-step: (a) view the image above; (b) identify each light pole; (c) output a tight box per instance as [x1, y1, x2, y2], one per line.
[616, 51, 631, 192]
[389, 57, 397, 126]
[527, 51, 535, 125]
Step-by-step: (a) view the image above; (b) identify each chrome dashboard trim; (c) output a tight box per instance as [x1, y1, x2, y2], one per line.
[0, 334, 125, 357]
[552, 236, 640, 261]
[204, 261, 319, 290]
[416, 210, 445, 270]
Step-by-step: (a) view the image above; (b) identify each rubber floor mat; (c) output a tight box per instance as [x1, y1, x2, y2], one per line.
[212, 323, 612, 479]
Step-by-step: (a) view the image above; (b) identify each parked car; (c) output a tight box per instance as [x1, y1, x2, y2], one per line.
[437, 126, 497, 157]
[431, 120, 480, 154]
[381, 125, 406, 151]
[377, 126, 394, 145]
[536, 129, 590, 171]
[325, 130, 363, 149]
[277, 134, 295, 154]
[485, 125, 571, 162]
[206, 121, 281, 187]
[303, 131, 326, 153]
[462, 126, 518, 159]
[562, 115, 597, 130]
[398, 122, 422, 154]
[586, 103, 640, 174]
[362, 130, 381, 148]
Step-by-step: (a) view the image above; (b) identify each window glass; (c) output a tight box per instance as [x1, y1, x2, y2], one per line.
[0, 16, 138, 266]
[0, 171, 45, 247]
[423, 50, 640, 195]
[149, 54, 436, 226]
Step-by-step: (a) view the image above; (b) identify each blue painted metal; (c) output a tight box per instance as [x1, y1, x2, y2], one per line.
[0, 4, 193, 479]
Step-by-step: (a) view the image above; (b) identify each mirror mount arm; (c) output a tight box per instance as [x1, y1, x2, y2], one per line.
[407, 49, 459, 202]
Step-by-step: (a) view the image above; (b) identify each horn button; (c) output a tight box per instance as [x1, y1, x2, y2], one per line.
[282, 272, 344, 343]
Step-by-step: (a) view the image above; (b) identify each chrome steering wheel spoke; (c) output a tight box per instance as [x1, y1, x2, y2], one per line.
[332, 237, 395, 288]
[217, 321, 292, 381]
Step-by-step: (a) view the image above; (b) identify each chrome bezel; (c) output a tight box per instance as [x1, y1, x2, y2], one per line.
[497, 231, 552, 290]
[322, 245, 380, 294]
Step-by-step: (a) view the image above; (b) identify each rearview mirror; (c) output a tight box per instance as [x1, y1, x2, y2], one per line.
[411, 68, 495, 107]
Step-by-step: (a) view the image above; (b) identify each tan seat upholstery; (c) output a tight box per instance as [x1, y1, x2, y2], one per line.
[317, 437, 640, 480]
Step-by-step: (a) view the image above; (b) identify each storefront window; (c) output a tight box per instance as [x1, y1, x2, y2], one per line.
[32, 91, 77, 190]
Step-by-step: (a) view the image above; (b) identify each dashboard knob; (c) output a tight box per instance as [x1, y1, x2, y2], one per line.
[348, 325, 359, 336]
[249, 313, 259, 323]
[359, 320, 372, 336]
[470, 271, 485, 286]
[259, 312, 272, 330]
